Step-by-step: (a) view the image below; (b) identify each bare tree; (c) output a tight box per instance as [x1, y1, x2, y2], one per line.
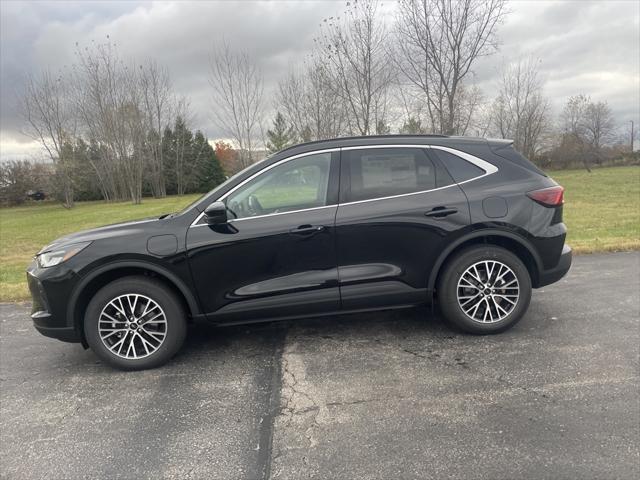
[582, 100, 616, 155]
[560, 94, 616, 170]
[169, 100, 194, 196]
[73, 42, 164, 204]
[491, 57, 550, 159]
[559, 94, 590, 170]
[140, 60, 173, 198]
[21, 38, 204, 204]
[209, 41, 264, 169]
[22, 70, 77, 207]
[317, 0, 394, 135]
[452, 84, 484, 136]
[395, 0, 507, 135]
[277, 59, 346, 141]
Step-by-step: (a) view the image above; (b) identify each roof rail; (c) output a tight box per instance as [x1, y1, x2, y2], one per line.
[276, 133, 450, 155]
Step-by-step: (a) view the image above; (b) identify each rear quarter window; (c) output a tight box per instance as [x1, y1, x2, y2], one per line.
[432, 149, 485, 183]
[492, 145, 547, 177]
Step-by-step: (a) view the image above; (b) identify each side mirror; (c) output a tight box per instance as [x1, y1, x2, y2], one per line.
[204, 201, 228, 225]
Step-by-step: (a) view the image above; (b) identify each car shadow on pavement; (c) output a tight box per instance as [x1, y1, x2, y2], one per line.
[174, 306, 453, 363]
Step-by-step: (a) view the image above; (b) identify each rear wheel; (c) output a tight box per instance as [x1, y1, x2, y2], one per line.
[437, 246, 532, 334]
[84, 276, 187, 370]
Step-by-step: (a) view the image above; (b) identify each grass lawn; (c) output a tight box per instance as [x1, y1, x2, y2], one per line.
[1, 166, 638, 302]
[0, 194, 201, 302]
[550, 166, 640, 253]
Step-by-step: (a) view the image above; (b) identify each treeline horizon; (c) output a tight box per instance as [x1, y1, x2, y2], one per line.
[2, 0, 638, 208]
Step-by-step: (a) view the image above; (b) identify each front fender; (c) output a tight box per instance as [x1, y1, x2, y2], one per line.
[66, 258, 202, 331]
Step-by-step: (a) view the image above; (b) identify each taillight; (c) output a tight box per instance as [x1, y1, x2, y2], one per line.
[526, 185, 564, 207]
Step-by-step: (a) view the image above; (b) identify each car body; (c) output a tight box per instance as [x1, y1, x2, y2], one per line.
[27, 135, 571, 369]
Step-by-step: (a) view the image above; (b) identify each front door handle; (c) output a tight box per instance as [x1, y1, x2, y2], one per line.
[289, 224, 325, 235]
[425, 207, 458, 218]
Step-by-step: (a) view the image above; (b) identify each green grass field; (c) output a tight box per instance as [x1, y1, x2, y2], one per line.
[1, 166, 638, 302]
[551, 166, 640, 253]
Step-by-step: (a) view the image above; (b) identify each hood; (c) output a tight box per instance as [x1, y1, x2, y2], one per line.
[38, 217, 159, 254]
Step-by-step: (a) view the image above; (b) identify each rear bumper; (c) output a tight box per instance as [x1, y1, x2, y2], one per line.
[537, 244, 572, 287]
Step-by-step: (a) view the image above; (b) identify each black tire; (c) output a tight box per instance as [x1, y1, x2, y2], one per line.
[84, 276, 187, 370]
[437, 245, 532, 334]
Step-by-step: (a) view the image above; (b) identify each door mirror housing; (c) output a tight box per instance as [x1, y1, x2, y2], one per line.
[204, 201, 228, 225]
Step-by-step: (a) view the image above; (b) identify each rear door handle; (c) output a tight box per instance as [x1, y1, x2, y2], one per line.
[425, 207, 458, 218]
[289, 224, 325, 235]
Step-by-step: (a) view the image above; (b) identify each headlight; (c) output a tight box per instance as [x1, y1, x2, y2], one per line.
[36, 241, 92, 268]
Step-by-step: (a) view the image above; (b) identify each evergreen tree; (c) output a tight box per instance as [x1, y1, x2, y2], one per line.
[399, 117, 425, 135]
[266, 112, 295, 153]
[161, 125, 177, 194]
[300, 125, 313, 143]
[193, 132, 226, 192]
[376, 120, 391, 135]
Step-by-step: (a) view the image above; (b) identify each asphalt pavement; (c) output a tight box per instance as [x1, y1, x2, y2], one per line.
[1, 252, 639, 479]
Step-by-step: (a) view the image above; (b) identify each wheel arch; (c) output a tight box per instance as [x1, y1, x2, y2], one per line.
[67, 261, 201, 346]
[429, 229, 543, 296]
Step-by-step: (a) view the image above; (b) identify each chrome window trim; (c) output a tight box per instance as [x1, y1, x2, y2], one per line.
[229, 205, 336, 224]
[338, 144, 498, 207]
[191, 148, 338, 227]
[341, 144, 439, 151]
[338, 183, 459, 207]
[428, 145, 499, 176]
[190, 144, 498, 227]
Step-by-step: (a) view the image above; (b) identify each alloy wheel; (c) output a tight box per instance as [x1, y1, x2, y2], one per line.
[98, 294, 168, 359]
[456, 260, 520, 323]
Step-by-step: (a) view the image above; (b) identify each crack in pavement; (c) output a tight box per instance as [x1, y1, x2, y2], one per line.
[252, 327, 287, 480]
[277, 344, 321, 451]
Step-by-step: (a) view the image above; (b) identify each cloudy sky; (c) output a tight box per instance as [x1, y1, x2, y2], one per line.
[1, 0, 638, 160]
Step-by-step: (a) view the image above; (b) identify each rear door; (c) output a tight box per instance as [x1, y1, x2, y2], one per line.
[335, 146, 470, 309]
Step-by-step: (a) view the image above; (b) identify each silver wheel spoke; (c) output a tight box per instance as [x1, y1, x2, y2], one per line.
[98, 293, 167, 360]
[494, 294, 516, 305]
[138, 333, 154, 355]
[100, 312, 121, 324]
[140, 311, 163, 325]
[493, 297, 509, 317]
[457, 260, 519, 324]
[459, 278, 480, 290]
[143, 329, 166, 341]
[460, 293, 481, 308]
[100, 329, 126, 341]
[483, 298, 490, 322]
[111, 332, 128, 354]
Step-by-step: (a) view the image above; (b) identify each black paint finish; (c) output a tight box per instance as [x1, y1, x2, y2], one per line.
[26, 135, 571, 344]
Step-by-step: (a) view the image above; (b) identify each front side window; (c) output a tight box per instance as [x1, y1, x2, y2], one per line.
[225, 152, 332, 219]
[345, 148, 437, 202]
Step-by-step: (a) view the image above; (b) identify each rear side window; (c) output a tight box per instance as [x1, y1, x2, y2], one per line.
[345, 148, 437, 202]
[492, 145, 547, 176]
[432, 149, 485, 183]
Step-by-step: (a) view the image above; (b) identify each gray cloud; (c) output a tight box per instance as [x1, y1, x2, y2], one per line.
[1, 0, 638, 160]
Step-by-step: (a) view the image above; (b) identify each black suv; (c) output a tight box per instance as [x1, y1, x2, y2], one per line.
[27, 136, 571, 370]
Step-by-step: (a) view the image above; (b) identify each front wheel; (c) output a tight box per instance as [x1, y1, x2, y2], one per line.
[437, 246, 532, 334]
[84, 276, 187, 370]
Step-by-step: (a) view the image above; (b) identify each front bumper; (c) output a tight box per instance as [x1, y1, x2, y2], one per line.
[537, 244, 572, 287]
[27, 268, 82, 343]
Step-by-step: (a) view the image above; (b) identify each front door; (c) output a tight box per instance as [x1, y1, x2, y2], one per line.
[335, 146, 470, 309]
[186, 151, 340, 323]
